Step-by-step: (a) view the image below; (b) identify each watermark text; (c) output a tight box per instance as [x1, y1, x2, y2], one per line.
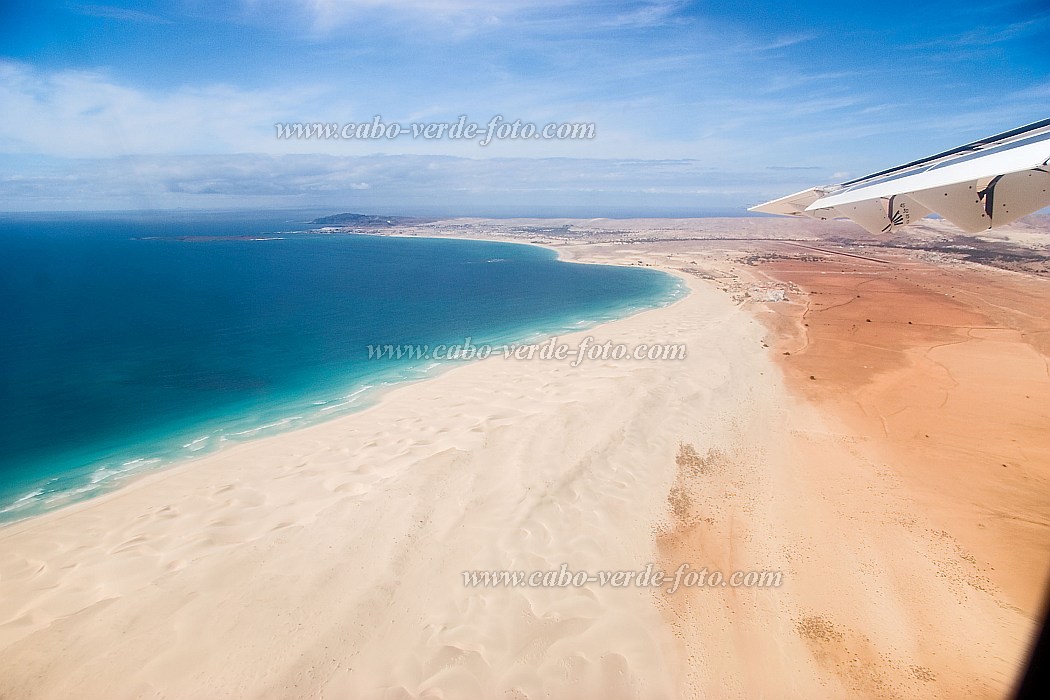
[367, 336, 686, 366]
[276, 115, 595, 146]
[463, 563, 783, 594]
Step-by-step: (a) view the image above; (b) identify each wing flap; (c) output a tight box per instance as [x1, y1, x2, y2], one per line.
[907, 181, 990, 233]
[986, 169, 1050, 227]
[814, 194, 932, 235]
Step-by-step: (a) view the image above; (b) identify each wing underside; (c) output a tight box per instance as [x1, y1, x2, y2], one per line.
[750, 118, 1050, 234]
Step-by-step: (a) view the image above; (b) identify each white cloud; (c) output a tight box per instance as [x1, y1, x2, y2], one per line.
[73, 4, 172, 23]
[0, 61, 653, 160]
[0, 61, 332, 158]
[0, 153, 820, 213]
[280, 0, 579, 33]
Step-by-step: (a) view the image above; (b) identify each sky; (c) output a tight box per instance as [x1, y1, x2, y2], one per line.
[1, 0, 1048, 215]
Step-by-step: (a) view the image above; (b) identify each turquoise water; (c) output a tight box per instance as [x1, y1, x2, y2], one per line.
[0, 212, 683, 521]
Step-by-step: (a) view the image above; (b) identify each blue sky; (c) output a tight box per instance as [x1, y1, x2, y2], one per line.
[1, 0, 1047, 214]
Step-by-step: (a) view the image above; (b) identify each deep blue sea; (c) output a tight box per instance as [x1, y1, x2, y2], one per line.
[0, 211, 682, 521]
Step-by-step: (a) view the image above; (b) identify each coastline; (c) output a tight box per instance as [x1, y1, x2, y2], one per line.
[0, 232, 682, 525]
[0, 237, 684, 532]
[1, 218, 1047, 698]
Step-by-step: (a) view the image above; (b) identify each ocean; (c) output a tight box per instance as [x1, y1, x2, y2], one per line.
[0, 211, 682, 521]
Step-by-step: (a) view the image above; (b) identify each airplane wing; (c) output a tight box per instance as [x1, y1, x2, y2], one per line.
[749, 118, 1050, 234]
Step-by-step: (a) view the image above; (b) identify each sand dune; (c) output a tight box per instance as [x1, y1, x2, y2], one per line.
[0, 230, 1045, 698]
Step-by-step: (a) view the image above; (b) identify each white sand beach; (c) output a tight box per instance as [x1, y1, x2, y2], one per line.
[1, 223, 1046, 699]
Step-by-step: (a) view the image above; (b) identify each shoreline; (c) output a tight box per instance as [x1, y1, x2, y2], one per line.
[0, 233, 683, 527]
[0, 269, 687, 541]
[1, 219, 1046, 698]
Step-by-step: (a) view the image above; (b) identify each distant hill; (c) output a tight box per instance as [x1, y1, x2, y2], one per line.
[310, 213, 439, 227]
